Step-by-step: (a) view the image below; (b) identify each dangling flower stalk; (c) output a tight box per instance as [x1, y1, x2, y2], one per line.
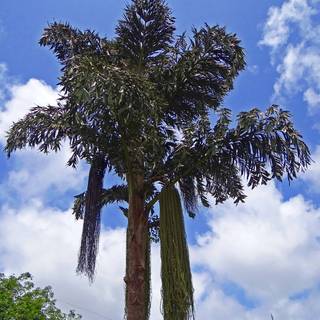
[77, 155, 107, 281]
[160, 185, 194, 320]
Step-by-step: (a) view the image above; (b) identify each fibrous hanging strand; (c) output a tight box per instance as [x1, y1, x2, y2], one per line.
[160, 185, 194, 320]
[77, 155, 107, 281]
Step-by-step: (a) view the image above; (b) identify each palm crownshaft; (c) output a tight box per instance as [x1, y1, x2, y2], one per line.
[5, 1, 310, 319]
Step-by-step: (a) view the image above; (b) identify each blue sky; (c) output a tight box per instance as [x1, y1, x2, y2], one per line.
[0, 0, 320, 319]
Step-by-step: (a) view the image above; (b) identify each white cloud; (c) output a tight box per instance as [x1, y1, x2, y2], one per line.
[260, 0, 316, 51]
[1, 182, 320, 319]
[260, 0, 320, 113]
[0, 201, 126, 320]
[301, 145, 320, 192]
[0, 78, 59, 142]
[273, 44, 305, 96]
[0, 78, 86, 200]
[304, 88, 320, 109]
[3, 146, 86, 200]
[0, 201, 208, 320]
[196, 284, 248, 320]
[192, 183, 320, 318]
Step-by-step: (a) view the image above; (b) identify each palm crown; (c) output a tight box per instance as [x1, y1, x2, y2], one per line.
[5, 1, 310, 319]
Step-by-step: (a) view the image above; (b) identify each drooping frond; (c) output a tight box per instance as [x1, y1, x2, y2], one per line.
[101, 184, 129, 205]
[163, 105, 311, 205]
[73, 184, 131, 221]
[5, 105, 69, 156]
[39, 22, 108, 64]
[4, 102, 109, 170]
[195, 177, 210, 208]
[77, 155, 107, 281]
[159, 186, 194, 320]
[226, 105, 311, 186]
[156, 25, 246, 127]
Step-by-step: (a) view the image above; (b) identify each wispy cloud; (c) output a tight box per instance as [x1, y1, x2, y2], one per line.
[0, 63, 9, 102]
[260, 0, 320, 113]
[301, 145, 320, 193]
[259, 0, 317, 51]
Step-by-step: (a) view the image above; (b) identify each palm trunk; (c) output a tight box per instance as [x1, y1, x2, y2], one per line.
[125, 173, 149, 320]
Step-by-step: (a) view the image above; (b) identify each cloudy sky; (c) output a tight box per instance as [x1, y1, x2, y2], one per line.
[0, 0, 320, 319]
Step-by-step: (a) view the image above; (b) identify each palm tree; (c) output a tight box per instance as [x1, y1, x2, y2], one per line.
[5, 1, 311, 319]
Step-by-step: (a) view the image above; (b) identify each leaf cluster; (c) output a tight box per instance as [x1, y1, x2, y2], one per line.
[0, 273, 81, 319]
[5, 0, 311, 227]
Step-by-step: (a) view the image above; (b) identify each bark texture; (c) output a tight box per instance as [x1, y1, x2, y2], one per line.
[125, 173, 149, 320]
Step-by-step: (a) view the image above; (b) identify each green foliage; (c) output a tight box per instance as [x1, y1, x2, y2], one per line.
[0, 273, 81, 320]
[73, 184, 129, 220]
[4, 0, 311, 318]
[116, 0, 175, 65]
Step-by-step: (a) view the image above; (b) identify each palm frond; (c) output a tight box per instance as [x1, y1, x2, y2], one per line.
[72, 184, 130, 222]
[39, 22, 107, 64]
[116, 0, 175, 64]
[225, 105, 311, 187]
[101, 184, 129, 205]
[5, 105, 69, 156]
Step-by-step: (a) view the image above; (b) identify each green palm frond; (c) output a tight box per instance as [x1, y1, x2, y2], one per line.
[39, 22, 109, 64]
[116, 0, 175, 64]
[73, 184, 129, 220]
[5, 105, 69, 156]
[161, 105, 310, 205]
